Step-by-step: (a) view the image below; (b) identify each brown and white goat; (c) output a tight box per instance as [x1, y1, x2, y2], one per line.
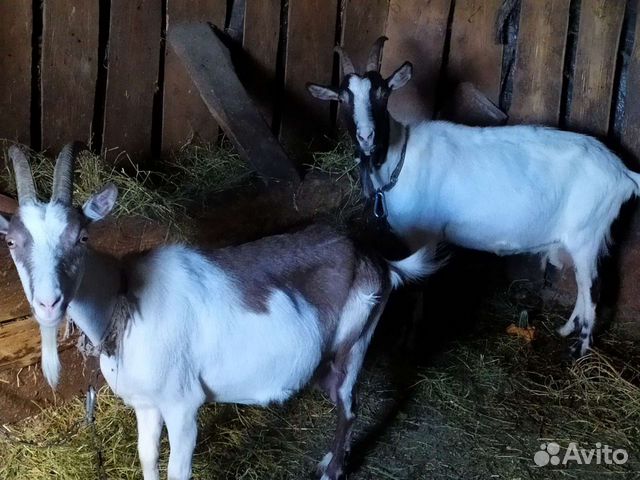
[0, 144, 438, 480]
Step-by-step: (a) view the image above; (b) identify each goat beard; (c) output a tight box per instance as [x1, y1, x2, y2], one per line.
[40, 325, 61, 388]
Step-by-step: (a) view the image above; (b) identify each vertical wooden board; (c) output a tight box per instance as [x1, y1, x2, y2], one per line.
[341, 0, 390, 74]
[448, 0, 503, 104]
[382, 0, 452, 124]
[162, 0, 226, 153]
[0, 1, 31, 144]
[281, 0, 338, 155]
[621, 11, 640, 163]
[102, 0, 162, 162]
[41, 0, 99, 152]
[566, 0, 625, 137]
[509, 0, 570, 125]
[242, 0, 281, 126]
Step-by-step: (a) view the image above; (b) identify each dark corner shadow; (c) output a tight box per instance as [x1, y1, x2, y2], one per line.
[342, 215, 513, 473]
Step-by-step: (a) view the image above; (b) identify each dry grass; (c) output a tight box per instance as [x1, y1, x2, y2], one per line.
[0, 139, 255, 236]
[2, 283, 640, 479]
[308, 135, 363, 220]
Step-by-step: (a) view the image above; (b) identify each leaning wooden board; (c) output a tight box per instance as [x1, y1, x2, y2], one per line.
[41, 0, 99, 152]
[0, 1, 31, 144]
[102, 0, 162, 162]
[168, 23, 300, 182]
[508, 0, 571, 125]
[382, 0, 452, 123]
[566, 0, 625, 137]
[162, 0, 226, 153]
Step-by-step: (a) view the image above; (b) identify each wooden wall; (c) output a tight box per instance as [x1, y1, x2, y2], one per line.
[0, 0, 639, 165]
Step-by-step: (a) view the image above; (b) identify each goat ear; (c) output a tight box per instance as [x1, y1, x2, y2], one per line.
[306, 83, 340, 102]
[387, 62, 413, 91]
[83, 183, 118, 221]
[0, 214, 9, 235]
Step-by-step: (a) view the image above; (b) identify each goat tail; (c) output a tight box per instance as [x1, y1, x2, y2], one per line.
[387, 246, 447, 289]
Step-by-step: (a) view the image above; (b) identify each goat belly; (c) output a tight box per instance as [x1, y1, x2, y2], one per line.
[197, 289, 324, 406]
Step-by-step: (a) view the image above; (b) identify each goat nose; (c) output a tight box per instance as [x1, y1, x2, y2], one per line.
[38, 295, 62, 311]
[357, 130, 374, 144]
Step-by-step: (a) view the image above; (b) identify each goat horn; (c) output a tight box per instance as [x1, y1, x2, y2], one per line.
[8, 145, 37, 205]
[334, 45, 356, 76]
[51, 143, 76, 205]
[366, 36, 388, 72]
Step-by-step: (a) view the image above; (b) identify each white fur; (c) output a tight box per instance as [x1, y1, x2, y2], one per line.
[349, 77, 375, 152]
[389, 246, 443, 288]
[39, 325, 61, 388]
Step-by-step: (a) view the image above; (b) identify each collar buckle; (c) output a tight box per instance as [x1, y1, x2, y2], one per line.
[373, 190, 387, 218]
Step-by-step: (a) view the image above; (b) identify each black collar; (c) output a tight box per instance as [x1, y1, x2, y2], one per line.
[373, 125, 410, 218]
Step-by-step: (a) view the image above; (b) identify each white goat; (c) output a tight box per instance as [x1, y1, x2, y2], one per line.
[0, 144, 438, 480]
[308, 36, 640, 357]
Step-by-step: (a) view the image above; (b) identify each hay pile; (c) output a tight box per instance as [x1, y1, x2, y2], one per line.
[1, 282, 639, 479]
[0, 139, 254, 235]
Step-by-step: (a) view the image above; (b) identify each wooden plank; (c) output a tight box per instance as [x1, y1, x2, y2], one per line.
[102, 0, 162, 162]
[0, 194, 17, 215]
[0, 1, 31, 144]
[448, 0, 503, 104]
[281, 0, 338, 155]
[41, 0, 99, 152]
[566, 0, 625, 137]
[0, 249, 30, 322]
[341, 0, 390, 74]
[382, 0, 452, 123]
[509, 0, 571, 125]
[242, 0, 281, 125]
[162, 0, 226, 153]
[168, 23, 300, 182]
[621, 10, 640, 163]
[0, 317, 75, 370]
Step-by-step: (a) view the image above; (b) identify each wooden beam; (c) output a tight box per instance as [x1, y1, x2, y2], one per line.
[102, 0, 162, 162]
[162, 0, 226, 153]
[168, 23, 300, 183]
[0, 1, 32, 144]
[566, 0, 625, 137]
[382, 0, 452, 123]
[448, 0, 504, 104]
[509, 0, 571, 125]
[41, 0, 99, 152]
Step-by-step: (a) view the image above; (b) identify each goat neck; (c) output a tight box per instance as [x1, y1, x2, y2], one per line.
[368, 116, 406, 193]
[66, 248, 122, 347]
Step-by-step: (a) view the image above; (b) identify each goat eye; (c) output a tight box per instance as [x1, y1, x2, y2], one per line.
[79, 234, 89, 244]
[6, 239, 15, 248]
